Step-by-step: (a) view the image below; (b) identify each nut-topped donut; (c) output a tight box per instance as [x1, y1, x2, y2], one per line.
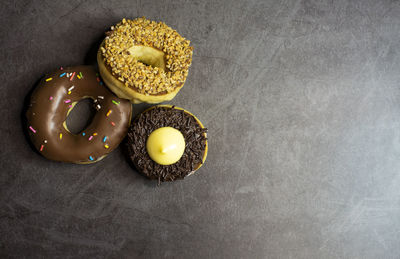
[97, 17, 193, 104]
[26, 66, 132, 164]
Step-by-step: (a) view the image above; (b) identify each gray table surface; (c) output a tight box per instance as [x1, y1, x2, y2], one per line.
[1, 0, 400, 258]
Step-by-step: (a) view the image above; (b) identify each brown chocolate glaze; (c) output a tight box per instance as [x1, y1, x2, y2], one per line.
[26, 66, 132, 163]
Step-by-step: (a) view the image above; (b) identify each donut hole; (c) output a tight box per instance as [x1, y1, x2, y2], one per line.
[127, 45, 166, 70]
[64, 98, 96, 134]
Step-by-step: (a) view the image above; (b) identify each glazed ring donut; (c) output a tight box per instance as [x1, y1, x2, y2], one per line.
[98, 17, 193, 104]
[26, 66, 132, 164]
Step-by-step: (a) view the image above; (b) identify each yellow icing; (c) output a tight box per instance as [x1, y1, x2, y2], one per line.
[146, 127, 185, 165]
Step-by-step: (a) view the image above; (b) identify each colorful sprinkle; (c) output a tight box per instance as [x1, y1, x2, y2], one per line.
[68, 86, 75, 91]
[89, 156, 94, 161]
[112, 100, 120, 105]
[40, 144, 44, 152]
[102, 136, 107, 142]
[100, 82, 103, 86]
[96, 77, 100, 82]
[46, 78, 52, 82]
[60, 66, 64, 70]
[82, 132, 86, 136]
[88, 136, 93, 141]
[49, 96, 53, 100]
[106, 110, 112, 116]
[96, 73, 99, 76]
[29, 126, 36, 133]
[44, 140, 48, 143]
[98, 96, 104, 99]
[111, 122, 116, 126]
[96, 104, 101, 110]
[64, 99, 71, 103]
[79, 72, 83, 78]
[68, 91, 71, 95]
[104, 144, 109, 149]
[59, 73, 66, 77]
[93, 133, 98, 136]
[59, 133, 63, 140]
[68, 104, 72, 108]
[70, 72, 76, 81]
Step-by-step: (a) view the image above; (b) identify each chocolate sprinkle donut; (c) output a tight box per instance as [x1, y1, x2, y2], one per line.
[26, 66, 132, 164]
[126, 106, 207, 182]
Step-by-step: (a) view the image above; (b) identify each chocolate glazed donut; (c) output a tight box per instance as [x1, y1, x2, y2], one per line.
[26, 66, 132, 164]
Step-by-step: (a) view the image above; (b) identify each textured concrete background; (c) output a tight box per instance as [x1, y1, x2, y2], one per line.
[1, 0, 400, 258]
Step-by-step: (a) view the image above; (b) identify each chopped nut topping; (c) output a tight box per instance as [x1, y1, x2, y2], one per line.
[102, 17, 193, 95]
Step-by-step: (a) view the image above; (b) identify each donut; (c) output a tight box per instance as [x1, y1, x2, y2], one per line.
[126, 105, 208, 182]
[97, 17, 193, 104]
[26, 66, 132, 164]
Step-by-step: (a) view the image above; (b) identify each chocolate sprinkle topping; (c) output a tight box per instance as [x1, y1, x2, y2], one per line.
[126, 106, 207, 182]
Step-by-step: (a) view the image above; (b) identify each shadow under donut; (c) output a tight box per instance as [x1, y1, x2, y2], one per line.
[84, 32, 105, 67]
[21, 77, 44, 157]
